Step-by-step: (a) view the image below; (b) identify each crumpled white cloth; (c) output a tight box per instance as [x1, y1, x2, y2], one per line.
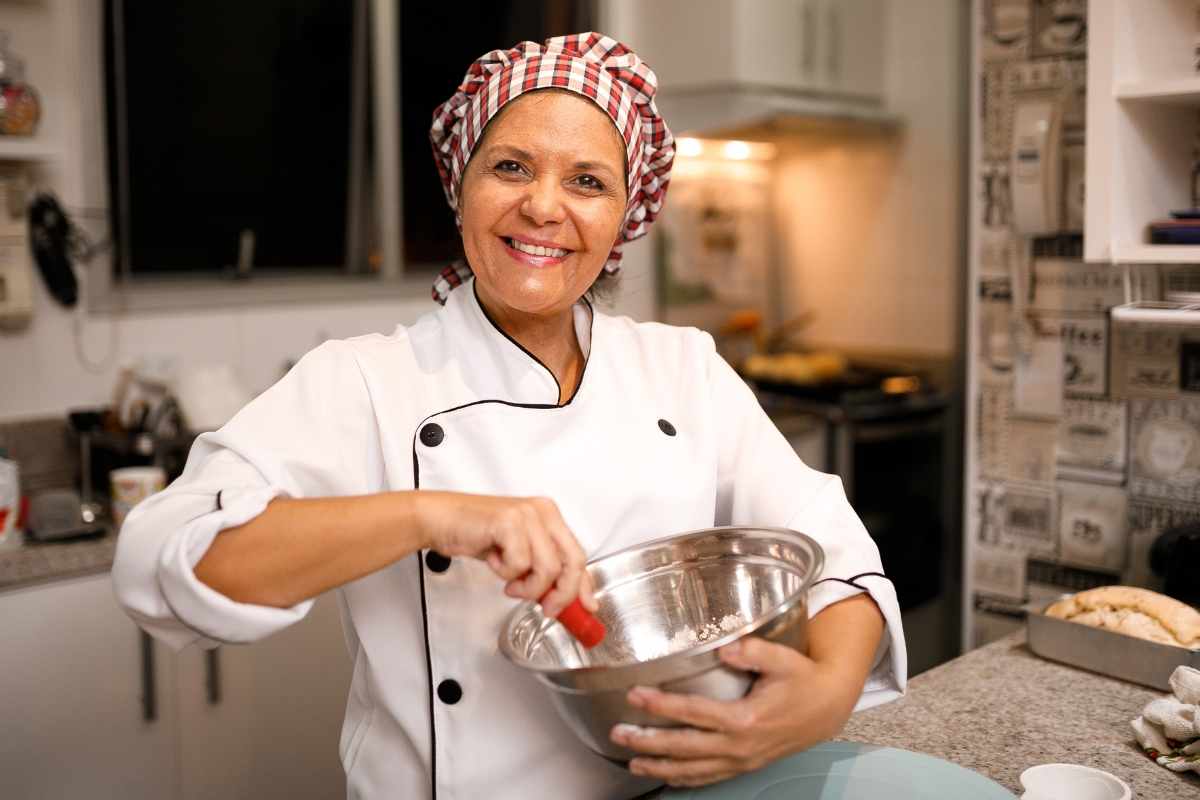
[1131, 665, 1200, 774]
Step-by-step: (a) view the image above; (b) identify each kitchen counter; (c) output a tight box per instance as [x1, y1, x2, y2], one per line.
[4, 533, 1196, 798]
[0, 530, 117, 592]
[839, 631, 1200, 798]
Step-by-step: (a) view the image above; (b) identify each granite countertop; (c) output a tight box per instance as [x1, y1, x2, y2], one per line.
[0, 530, 117, 593]
[840, 631, 1200, 798]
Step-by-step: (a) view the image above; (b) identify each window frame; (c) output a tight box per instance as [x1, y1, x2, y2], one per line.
[88, 0, 415, 314]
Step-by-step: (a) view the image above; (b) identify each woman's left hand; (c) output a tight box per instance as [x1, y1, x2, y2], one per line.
[609, 637, 862, 788]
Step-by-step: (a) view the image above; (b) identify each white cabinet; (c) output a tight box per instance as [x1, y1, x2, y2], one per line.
[827, 0, 887, 100]
[0, 575, 351, 800]
[734, 0, 885, 98]
[628, 0, 886, 100]
[0, 575, 178, 800]
[1086, 0, 1200, 264]
[177, 593, 351, 800]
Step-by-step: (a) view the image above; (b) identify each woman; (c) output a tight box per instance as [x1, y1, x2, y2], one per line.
[114, 32, 906, 799]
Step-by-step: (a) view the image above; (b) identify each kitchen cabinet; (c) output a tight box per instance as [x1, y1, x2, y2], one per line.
[177, 591, 351, 800]
[631, 0, 886, 101]
[1085, 0, 1200, 265]
[0, 574, 178, 800]
[0, 574, 351, 800]
[734, 0, 885, 99]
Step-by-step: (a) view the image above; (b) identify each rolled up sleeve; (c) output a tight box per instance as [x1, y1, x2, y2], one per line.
[707, 339, 907, 708]
[112, 341, 383, 651]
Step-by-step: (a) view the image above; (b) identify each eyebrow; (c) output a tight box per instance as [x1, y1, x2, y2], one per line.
[484, 145, 621, 177]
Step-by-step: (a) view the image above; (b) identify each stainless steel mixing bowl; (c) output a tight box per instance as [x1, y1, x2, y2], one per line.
[498, 526, 824, 762]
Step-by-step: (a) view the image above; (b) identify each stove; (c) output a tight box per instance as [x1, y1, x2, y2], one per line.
[753, 365, 953, 613]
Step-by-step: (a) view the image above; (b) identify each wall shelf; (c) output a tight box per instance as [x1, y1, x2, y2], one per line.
[1116, 77, 1200, 105]
[0, 137, 59, 162]
[1112, 300, 1200, 323]
[1113, 243, 1200, 264]
[1086, 0, 1200, 263]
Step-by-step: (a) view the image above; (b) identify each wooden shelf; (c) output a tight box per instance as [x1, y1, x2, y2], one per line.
[1113, 243, 1200, 264]
[0, 137, 59, 162]
[1116, 77, 1200, 105]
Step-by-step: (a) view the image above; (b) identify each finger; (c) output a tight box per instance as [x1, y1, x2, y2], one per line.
[610, 724, 730, 759]
[579, 568, 599, 613]
[626, 686, 753, 733]
[539, 508, 587, 615]
[719, 637, 810, 677]
[490, 529, 531, 582]
[512, 526, 562, 607]
[628, 756, 738, 787]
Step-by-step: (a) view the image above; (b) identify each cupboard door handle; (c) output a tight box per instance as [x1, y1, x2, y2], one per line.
[205, 647, 222, 705]
[802, 1, 817, 77]
[828, 4, 841, 83]
[140, 630, 157, 722]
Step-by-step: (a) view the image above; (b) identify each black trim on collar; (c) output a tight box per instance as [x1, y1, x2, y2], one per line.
[469, 279, 594, 407]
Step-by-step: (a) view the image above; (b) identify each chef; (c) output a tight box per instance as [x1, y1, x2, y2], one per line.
[113, 32, 907, 800]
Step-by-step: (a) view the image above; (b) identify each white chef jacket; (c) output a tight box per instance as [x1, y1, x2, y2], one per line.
[113, 278, 907, 800]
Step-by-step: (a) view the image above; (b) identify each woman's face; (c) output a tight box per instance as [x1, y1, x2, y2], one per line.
[459, 90, 628, 318]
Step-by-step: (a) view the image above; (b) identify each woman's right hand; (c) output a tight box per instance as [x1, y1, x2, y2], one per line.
[414, 491, 597, 619]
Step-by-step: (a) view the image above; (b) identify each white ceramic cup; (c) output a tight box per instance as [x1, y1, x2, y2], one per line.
[110, 466, 166, 530]
[1019, 763, 1131, 800]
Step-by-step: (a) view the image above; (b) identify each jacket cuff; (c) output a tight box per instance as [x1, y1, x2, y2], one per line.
[156, 486, 314, 646]
[807, 576, 908, 711]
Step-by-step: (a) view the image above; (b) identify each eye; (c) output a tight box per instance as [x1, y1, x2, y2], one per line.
[573, 174, 605, 191]
[494, 160, 525, 175]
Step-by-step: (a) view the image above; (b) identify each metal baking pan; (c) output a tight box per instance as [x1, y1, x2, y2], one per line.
[1025, 598, 1200, 692]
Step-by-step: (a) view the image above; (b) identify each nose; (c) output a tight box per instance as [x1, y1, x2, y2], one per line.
[520, 176, 567, 226]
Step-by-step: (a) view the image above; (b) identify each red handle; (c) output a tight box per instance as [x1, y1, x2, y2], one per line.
[539, 590, 606, 649]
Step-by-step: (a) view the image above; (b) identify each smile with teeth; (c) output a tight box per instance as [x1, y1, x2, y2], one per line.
[505, 237, 571, 258]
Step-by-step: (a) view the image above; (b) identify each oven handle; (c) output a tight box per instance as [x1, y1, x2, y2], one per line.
[140, 630, 156, 722]
[206, 647, 222, 705]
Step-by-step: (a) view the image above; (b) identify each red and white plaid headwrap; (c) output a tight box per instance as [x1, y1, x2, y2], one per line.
[428, 32, 674, 304]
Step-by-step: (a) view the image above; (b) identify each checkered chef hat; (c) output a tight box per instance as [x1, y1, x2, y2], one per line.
[428, 31, 675, 304]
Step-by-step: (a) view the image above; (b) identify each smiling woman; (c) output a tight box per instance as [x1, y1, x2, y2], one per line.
[113, 30, 905, 800]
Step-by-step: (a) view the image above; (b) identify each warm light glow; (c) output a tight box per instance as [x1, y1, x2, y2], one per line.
[722, 140, 753, 160]
[676, 137, 703, 158]
[882, 376, 922, 395]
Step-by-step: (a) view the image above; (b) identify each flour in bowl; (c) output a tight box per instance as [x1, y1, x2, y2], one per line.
[641, 612, 749, 660]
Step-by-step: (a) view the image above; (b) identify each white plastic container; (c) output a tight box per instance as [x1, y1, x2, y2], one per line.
[110, 465, 165, 530]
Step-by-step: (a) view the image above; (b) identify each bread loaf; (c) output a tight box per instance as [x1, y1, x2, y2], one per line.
[1044, 586, 1200, 649]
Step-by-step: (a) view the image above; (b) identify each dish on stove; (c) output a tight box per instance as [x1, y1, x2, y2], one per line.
[1044, 585, 1200, 649]
[742, 351, 847, 385]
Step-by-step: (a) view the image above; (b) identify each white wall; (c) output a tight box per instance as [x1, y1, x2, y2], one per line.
[0, 0, 655, 422]
[774, 0, 964, 357]
[0, 241, 655, 422]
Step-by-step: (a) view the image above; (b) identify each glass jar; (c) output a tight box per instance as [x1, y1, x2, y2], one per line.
[0, 31, 40, 136]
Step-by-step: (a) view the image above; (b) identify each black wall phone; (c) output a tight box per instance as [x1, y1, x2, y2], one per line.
[28, 192, 80, 307]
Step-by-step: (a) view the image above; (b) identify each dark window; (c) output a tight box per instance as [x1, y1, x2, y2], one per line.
[105, 0, 359, 276]
[104, 0, 593, 282]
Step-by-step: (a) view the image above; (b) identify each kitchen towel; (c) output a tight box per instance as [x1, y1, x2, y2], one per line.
[1130, 665, 1200, 774]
